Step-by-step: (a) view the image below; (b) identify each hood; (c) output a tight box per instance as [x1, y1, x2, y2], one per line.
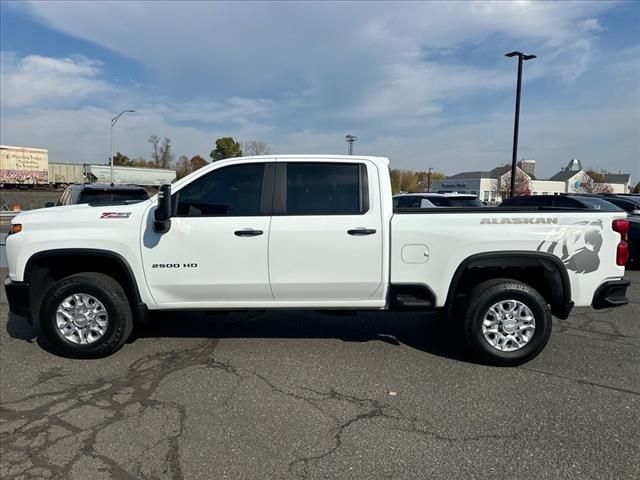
[11, 199, 152, 224]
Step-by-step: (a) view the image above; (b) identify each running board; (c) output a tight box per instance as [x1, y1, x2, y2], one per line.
[390, 286, 435, 311]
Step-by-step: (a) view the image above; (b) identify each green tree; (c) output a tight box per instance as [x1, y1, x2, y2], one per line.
[210, 137, 242, 161]
[633, 181, 640, 194]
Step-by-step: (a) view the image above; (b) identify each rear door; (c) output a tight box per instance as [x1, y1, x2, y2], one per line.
[268, 160, 383, 303]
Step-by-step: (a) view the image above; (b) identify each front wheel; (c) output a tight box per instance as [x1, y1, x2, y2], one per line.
[463, 279, 552, 366]
[39, 273, 133, 358]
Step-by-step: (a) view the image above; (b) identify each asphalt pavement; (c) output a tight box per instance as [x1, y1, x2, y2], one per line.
[1, 269, 638, 480]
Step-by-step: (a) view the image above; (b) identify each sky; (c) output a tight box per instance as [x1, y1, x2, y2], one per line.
[1, 0, 639, 181]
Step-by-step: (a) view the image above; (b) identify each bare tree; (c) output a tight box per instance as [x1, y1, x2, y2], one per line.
[158, 137, 174, 169]
[498, 169, 532, 199]
[578, 171, 614, 194]
[240, 140, 271, 156]
[148, 135, 160, 165]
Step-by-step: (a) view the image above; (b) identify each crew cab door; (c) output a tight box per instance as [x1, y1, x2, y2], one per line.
[268, 160, 383, 303]
[141, 162, 274, 307]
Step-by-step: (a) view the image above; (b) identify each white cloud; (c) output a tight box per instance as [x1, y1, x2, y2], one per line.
[1, 2, 638, 181]
[0, 52, 110, 108]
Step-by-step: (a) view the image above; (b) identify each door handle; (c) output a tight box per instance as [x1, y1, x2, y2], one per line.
[234, 229, 264, 237]
[347, 228, 377, 236]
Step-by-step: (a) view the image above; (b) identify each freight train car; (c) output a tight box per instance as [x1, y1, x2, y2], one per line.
[48, 163, 85, 187]
[0, 145, 48, 186]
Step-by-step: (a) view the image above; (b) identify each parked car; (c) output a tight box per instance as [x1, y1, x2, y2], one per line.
[499, 194, 625, 211]
[46, 184, 149, 207]
[393, 193, 483, 208]
[596, 194, 640, 216]
[500, 194, 638, 266]
[5, 155, 630, 365]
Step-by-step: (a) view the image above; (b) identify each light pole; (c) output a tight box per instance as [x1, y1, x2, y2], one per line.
[505, 51, 535, 198]
[427, 167, 433, 192]
[345, 134, 357, 155]
[110, 109, 135, 184]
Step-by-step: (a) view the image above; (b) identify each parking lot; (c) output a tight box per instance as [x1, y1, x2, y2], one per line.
[1, 268, 638, 480]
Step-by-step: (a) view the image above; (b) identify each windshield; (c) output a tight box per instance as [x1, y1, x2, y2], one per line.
[577, 197, 624, 211]
[77, 189, 149, 205]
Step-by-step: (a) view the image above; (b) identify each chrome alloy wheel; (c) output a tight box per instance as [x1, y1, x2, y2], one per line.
[55, 294, 109, 345]
[481, 300, 536, 352]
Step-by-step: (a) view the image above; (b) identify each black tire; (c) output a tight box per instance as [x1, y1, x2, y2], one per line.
[39, 273, 133, 358]
[463, 278, 552, 367]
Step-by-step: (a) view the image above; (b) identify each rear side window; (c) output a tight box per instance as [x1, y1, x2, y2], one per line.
[395, 196, 422, 208]
[285, 163, 366, 215]
[78, 189, 149, 204]
[176, 163, 265, 216]
[447, 198, 483, 207]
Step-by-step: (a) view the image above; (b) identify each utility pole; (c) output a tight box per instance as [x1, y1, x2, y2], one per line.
[110, 109, 135, 184]
[427, 167, 433, 192]
[505, 51, 536, 198]
[345, 134, 357, 155]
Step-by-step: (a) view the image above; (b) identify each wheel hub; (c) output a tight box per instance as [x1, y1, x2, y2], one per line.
[482, 299, 536, 352]
[56, 293, 109, 345]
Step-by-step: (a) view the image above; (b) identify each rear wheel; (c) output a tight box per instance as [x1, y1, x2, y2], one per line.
[463, 279, 552, 366]
[40, 273, 133, 358]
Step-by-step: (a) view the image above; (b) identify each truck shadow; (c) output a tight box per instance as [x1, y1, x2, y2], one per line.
[5, 310, 470, 363]
[131, 310, 471, 363]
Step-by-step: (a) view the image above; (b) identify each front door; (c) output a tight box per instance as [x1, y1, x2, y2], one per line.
[141, 162, 274, 307]
[268, 161, 383, 303]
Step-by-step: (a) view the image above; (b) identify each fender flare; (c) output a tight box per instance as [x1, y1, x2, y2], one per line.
[445, 251, 573, 319]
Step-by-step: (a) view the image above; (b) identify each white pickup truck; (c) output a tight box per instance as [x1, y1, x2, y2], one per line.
[4, 155, 631, 365]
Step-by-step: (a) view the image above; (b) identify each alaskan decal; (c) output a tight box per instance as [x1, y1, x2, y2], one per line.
[480, 217, 559, 225]
[537, 220, 603, 274]
[100, 212, 132, 219]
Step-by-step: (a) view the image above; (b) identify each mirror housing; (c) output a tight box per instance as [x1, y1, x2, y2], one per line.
[153, 184, 172, 233]
[44, 202, 55, 208]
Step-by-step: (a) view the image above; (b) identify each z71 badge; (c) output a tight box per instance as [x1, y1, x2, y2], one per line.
[100, 212, 132, 219]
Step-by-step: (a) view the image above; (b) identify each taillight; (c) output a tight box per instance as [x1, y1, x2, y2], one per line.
[612, 219, 629, 238]
[612, 219, 629, 266]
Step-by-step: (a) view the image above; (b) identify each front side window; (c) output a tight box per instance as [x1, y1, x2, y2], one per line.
[176, 163, 265, 216]
[285, 163, 364, 215]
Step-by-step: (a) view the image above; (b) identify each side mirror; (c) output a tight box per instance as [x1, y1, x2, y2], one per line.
[45, 202, 55, 208]
[153, 184, 172, 233]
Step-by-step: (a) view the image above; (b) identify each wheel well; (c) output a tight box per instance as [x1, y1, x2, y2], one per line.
[447, 253, 572, 319]
[25, 251, 141, 320]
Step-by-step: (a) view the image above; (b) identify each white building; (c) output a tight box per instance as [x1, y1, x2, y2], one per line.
[431, 159, 631, 203]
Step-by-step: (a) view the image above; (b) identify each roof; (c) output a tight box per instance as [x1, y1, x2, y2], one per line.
[604, 173, 631, 184]
[446, 171, 493, 179]
[548, 170, 581, 181]
[393, 193, 477, 198]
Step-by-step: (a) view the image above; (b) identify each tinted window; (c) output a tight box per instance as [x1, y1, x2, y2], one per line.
[575, 197, 623, 211]
[605, 198, 639, 212]
[286, 163, 363, 215]
[445, 198, 483, 207]
[395, 196, 421, 208]
[552, 196, 580, 208]
[77, 189, 149, 204]
[176, 163, 264, 216]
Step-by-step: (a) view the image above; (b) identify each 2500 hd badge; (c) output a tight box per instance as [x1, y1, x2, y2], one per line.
[152, 263, 198, 268]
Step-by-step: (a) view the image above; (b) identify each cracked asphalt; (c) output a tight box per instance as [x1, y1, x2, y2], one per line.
[1, 269, 638, 480]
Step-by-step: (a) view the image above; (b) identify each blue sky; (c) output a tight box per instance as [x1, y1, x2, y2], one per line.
[1, 1, 639, 180]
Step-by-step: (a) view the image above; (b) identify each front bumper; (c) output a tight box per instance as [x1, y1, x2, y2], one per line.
[592, 278, 630, 309]
[4, 276, 32, 321]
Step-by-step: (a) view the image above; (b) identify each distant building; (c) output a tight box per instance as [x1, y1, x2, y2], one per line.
[431, 160, 630, 202]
